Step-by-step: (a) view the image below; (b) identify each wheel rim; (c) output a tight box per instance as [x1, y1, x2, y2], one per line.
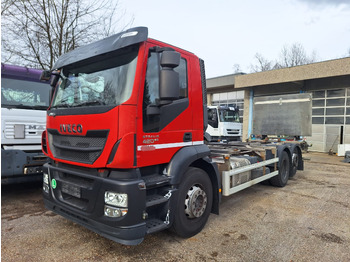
[292, 151, 298, 169]
[184, 185, 207, 219]
[281, 158, 289, 181]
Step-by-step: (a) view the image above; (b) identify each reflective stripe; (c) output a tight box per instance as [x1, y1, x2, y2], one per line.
[137, 141, 204, 151]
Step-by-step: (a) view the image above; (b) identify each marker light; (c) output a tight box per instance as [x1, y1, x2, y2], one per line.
[121, 31, 138, 38]
[104, 192, 128, 207]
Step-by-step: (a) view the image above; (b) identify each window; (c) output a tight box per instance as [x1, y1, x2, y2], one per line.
[326, 98, 345, 107]
[312, 108, 324, 115]
[326, 108, 345, 115]
[143, 52, 160, 133]
[312, 99, 325, 107]
[313, 90, 325, 98]
[208, 108, 218, 128]
[312, 117, 324, 124]
[1, 78, 50, 109]
[325, 117, 344, 125]
[327, 89, 345, 97]
[174, 59, 188, 98]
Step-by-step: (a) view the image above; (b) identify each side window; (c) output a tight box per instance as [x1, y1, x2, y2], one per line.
[143, 52, 160, 133]
[208, 108, 218, 128]
[143, 51, 188, 133]
[174, 58, 188, 98]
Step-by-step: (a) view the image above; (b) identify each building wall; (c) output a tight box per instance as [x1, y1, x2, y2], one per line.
[208, 58, 350, 152]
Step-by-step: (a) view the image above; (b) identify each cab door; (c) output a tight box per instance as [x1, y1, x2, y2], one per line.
[136, 46, 192, 167]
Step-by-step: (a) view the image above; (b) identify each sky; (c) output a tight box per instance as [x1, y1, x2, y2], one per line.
[120, 0, 350, 78]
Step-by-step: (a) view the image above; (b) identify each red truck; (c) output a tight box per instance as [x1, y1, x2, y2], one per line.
[41, 27, 303, 245]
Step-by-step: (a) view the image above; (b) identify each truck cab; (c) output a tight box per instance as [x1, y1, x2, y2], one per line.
[206, 105, 242, 141]
[1, 64, 50, 184]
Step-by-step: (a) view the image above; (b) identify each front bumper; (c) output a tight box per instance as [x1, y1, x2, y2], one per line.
[42, 163, 147, 245]
[1, 149, 48, 184]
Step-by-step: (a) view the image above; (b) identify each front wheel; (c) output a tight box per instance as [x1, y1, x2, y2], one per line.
[171, 167, 213, 238]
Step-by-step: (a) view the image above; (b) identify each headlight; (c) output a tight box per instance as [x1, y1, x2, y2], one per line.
[104, 205, 127, 218]
[43, 173, 49, 185]
[43, 173, 49, 193]
[104, 191, 128, 207]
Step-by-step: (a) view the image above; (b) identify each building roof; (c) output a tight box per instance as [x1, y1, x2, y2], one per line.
[235, 57, 350, 89]
[206, 73, 244, 93]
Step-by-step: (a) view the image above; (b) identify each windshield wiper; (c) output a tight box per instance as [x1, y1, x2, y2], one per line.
[2, 104, 43, 110]
[73, 100, 106, 107]
[51, 102, 72, 109]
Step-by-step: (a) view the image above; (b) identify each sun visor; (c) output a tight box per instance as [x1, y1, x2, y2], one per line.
[52, 27, 148, 70]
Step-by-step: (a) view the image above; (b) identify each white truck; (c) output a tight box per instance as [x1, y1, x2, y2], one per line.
[206, 105, 242, 141]
[1, 64, 50, 184]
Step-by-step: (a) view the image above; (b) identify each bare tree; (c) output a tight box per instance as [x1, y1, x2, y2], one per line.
[1, 0, 133, 69]
[277, 43, 317, 68]
[233, 64, 242, 73]
[249, 43, 318, 73]
[250, 53, 275, 72]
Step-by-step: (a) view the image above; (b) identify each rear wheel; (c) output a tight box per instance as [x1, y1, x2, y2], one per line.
[270, 151, 290, 187]
[289, 146, 300, 178]
[171, 167, 213, 238]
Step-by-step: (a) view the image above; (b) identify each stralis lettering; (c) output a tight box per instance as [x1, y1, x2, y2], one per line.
[60, 124, 83, 134]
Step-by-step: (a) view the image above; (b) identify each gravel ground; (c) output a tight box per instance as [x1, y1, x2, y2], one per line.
[2, 152, 350, 262]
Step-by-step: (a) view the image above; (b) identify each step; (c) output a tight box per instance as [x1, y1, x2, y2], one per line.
[143, 175, 170, 189]
[146, 194, 168, 208]
[146, 218, 169, 234]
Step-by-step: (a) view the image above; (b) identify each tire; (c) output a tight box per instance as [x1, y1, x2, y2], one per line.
[270, 151, 290, 187]
[289, 146, 300, 178]
[171, 167, 213, 238]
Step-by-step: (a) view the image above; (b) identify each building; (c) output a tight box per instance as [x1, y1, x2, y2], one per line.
[206, 57, 350, 153]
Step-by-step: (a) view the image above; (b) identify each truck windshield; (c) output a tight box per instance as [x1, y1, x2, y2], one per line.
[1, 78, 50, 110]
[51, 47, 138, 109]
[219, 108, 240, 123]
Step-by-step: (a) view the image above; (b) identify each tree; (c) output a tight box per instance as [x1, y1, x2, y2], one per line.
[277, 43, 317, 68]
[249, 43, 317, 73]
[250, 53, 275, 72]
[1, 0, 133, 69]
[233, 64, 242, 73]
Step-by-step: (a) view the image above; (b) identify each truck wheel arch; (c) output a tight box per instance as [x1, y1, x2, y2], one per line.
[167, 145, 220, 215]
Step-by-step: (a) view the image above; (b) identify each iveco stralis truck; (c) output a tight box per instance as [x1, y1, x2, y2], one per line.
[41, 27, 303, 245]
[1, 64, 49, 184]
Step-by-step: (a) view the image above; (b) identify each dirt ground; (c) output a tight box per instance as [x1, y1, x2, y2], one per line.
[2, 152, 350, 262]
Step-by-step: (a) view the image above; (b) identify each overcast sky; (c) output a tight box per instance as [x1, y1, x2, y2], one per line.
[121, 0, 350, 78]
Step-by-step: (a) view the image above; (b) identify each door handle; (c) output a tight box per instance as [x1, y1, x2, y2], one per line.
[183, 132, 192, 142]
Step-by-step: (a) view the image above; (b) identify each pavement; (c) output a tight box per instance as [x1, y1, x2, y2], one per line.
[1, 152, 349, 262]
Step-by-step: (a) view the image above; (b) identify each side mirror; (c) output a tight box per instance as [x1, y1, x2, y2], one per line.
[159, 51, 180, 102]
[40, 70, 51, 81]
[50, 71, 60, 88]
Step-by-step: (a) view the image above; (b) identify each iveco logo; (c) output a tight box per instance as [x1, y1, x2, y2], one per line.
[60, 124, 83, 134]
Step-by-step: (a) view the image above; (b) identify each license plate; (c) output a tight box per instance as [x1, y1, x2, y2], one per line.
[61, 182, 81, 198]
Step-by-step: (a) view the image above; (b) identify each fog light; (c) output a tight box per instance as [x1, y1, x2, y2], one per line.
[43, 184, 49, 193]
[104, 205, 127, 217]
[43, 173, 49, 185]
[104, 191, 128, 207]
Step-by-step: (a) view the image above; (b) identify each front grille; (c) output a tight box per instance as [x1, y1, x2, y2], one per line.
[227, 129, 240, 135]
[47, 129, 108, 164]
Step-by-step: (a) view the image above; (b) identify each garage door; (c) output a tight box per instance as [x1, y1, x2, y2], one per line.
[306, 88, 350, 153]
